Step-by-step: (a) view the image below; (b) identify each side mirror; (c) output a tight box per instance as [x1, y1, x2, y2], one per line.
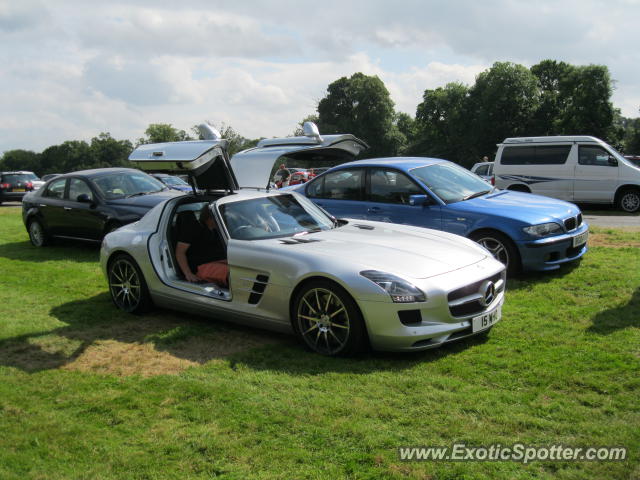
[409, 194, 429, 206]
[608, 157, 618, 167]
[77, 193, 92, 203]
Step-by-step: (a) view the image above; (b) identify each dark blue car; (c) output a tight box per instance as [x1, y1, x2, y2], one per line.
[291, 157, 589, 274]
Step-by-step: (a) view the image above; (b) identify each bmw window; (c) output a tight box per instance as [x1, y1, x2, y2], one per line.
[307, 168, 364, 200]
[368, 168, 423, 204]
[411, 163, 492, 204]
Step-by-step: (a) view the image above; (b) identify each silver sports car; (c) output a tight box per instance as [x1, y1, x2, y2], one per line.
[100, 124, 506, 355]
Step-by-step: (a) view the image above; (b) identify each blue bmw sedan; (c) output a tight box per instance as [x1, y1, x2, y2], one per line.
[291, 157, 589, 274]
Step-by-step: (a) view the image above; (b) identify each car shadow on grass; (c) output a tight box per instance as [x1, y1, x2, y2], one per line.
[0, 240, 99, 263]
[587, 287, 640, 335]
[506, 259, 583, 292]
[0, 292, 492, 376]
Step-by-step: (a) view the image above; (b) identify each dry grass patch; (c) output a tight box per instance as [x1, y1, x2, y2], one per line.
[589, 231, 640, 248]
[1, 314, 289, 376]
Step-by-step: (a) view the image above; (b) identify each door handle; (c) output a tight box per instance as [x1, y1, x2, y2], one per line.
[367, 207, 381, 213]
[64, 207, 72, 211]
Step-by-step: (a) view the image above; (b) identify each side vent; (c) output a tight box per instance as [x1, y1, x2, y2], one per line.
[248, 274, 269, 305]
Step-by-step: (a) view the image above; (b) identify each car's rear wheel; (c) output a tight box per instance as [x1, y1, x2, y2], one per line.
[28, 219, 50, 247]
[618, 188, 640, 213]
[293, 280, 366, 356]
[470, 230, 520, 275]
[108, 254, 152, 314]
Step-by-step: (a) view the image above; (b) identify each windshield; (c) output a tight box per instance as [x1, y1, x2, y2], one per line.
[93, 172, 165, 199]
[220, 194, 335, 240]
[410, 163, 493, 204]
[161, 176, 189, 186]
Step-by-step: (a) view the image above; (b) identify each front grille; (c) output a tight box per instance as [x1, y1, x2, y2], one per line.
[564, 217, 576, 231]
[447, 272, 505, 317]
[564, 214, 582, 232]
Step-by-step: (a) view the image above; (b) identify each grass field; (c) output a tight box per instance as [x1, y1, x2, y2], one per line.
[0, 205, 638, 479]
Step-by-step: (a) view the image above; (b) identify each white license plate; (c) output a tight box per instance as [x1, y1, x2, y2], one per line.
[572, 230, 588, 247]
[472, 305, 501, 333]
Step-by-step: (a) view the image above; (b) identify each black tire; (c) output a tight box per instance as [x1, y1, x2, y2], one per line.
[470, 230, 520, 276]
[108, 254, 152, 314]
[28, 218, 50, 247]
[292, 279, 366, 356]
[617, 188, 640, 213]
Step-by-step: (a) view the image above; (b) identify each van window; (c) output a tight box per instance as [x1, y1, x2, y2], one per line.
[578, 146, 617, 167]
[501, 146, 571, 165]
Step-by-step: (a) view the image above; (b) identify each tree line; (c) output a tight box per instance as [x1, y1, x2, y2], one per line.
[2, 60, 639, 176]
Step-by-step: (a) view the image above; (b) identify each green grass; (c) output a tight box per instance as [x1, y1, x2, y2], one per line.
[0, 205, 639, 479]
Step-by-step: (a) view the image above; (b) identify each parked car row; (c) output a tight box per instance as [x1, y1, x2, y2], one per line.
[18, 122, 608, 357]
[100, 123, 506, 356]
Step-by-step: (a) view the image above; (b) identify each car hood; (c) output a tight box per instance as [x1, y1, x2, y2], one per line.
[452, 190, 580, 224]
[267, 220, 489, 279]
[106, 190, 183, 209]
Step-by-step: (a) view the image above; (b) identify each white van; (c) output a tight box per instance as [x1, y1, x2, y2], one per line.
[494, 136, 640, 212]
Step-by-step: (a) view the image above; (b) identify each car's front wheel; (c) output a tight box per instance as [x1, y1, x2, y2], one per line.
[28, 219, 50, 247]
[470, 230, 520, 275]
[108, 254, 152, 314]
[293, 280, 366, 356]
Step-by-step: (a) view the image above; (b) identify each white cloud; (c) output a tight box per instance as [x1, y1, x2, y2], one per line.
[1, 0, 639, 154]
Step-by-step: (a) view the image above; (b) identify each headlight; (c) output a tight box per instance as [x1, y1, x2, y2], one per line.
[360, 270, 426, 303]
[523, 222, 563, 238]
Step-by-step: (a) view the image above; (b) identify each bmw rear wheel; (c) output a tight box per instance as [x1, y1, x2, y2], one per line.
[293, 280, 366, 356]
[108, 254, 152, 314]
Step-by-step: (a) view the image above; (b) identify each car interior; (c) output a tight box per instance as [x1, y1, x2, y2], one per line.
[164, 195, 232, 300]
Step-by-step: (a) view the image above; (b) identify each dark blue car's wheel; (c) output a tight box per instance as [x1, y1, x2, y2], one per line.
[470, 231, 520, 275]
[108, 254, 152, 314]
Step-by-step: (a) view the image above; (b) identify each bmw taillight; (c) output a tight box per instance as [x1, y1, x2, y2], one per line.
[26, 182, 33, 190]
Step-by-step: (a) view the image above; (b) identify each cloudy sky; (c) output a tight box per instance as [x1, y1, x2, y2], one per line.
[1, 0, 639, 154]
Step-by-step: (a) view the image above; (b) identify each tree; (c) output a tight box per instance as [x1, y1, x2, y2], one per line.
[530, 60, 573, 135]
[138, 124, 192, 145]
[467, 62, 541, 159]
[412, 82, 471, 163]
[621, 110, 640, 153]
[556, 65, 617, 143]
[40, 141, 92, 173]
[316, 73, 403, 158]
[89, 133, 133, 169]
[0, 150, 41, 174]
